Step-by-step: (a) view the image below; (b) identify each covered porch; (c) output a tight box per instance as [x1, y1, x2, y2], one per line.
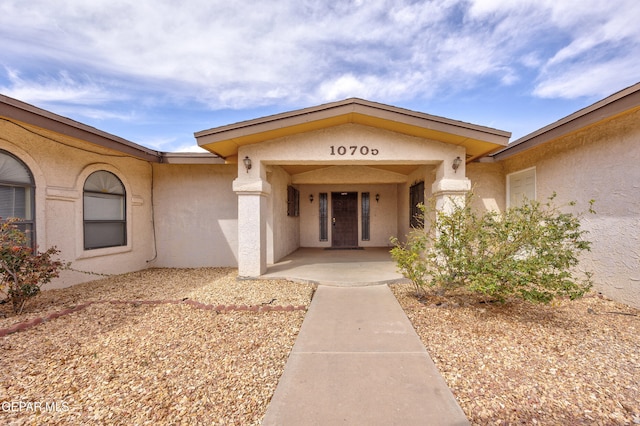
[195, 98, 510, 278]
[260, 247, 405, 286]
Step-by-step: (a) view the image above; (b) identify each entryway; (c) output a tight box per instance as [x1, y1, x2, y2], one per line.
[261, 247, 407, 286]
[331, 192, 358, 248]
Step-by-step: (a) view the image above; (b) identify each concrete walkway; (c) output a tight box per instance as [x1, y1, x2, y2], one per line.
[262, 285, 470, 426]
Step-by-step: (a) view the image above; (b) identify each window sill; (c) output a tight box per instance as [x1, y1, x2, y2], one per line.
[78, 244, 132, 259]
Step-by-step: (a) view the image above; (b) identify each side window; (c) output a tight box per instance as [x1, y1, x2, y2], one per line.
[507, 168, 536, 208]
[83, 171, 126, 250]
[0, 150, 35, 246]
[409, 181, 424, 228]
[287, 185, 299, 217]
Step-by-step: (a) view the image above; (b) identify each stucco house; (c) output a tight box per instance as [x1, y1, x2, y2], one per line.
[1, 83, 638, 308]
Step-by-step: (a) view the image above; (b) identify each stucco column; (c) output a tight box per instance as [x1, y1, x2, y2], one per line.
[431, 158, 471, 213]
[233, 178, 271, 278]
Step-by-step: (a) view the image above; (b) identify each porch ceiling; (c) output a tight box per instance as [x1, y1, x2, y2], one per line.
[280, 163, 421, 176]
[195, 98, 510, 163]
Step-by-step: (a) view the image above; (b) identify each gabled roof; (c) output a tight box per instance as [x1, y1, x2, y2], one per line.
[492, 82, 640, 160]
[195, 98, 511, 162]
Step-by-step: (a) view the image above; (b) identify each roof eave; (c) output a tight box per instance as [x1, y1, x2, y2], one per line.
[491, 82, 640, 161]
[195, 98, 511, 159]
[0, 94, 163, 163]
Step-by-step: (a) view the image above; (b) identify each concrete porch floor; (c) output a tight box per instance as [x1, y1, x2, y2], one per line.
[261, 247, 408, 286]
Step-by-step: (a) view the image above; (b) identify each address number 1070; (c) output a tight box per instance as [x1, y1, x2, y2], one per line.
[330, 145, 379, 156]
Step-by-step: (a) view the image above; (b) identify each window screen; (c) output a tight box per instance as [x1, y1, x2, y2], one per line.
[84, 171, 126, 249]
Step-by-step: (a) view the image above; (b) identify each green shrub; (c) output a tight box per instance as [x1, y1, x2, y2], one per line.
[1, 218, 68, 314]
[391, 192, 594, 303]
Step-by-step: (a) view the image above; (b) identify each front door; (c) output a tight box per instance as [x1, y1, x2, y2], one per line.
[331, 192, 358, 248]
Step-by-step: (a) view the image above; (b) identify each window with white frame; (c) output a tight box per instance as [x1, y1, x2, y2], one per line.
[83, 171, 126, 249]
[0, 150, 35, 246]
[507, 167, 536, 208]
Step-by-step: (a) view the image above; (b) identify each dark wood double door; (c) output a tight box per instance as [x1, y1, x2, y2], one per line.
[331, 192, 358, 248]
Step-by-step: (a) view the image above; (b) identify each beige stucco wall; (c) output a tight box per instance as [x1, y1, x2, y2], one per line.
[0, 119, 155, 289]
[500, 109, 640, 308]
[238, 123, 465, 180]
[396, 165, 435, 241]
[266, 165, 299, 263]
[151, 163, 238, 268]
[298, 183, 398, 248]
[466, 161, 505, 213]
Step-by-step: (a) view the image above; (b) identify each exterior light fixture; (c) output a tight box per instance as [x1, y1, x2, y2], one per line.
[375, 194, 380, 203]
[452, 156, 462, 173]
[243, 156, 252, 173]
[309, 194, 314, 203]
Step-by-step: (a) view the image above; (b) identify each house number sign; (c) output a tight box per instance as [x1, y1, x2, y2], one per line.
[329, 145, 379, 156]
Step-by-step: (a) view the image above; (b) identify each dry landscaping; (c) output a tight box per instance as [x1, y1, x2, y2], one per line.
[1, 268, 314, 425]
[1, 268, 639, 425]
[391, 283, 640, 425]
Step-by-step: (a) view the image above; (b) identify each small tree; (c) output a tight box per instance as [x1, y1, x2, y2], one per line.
[391, 192, 594, 304]
[0, 218, 67, 314]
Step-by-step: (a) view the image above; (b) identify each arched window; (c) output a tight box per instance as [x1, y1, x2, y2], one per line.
[83, 171, 126, 250]
[0, 150, 35, 245]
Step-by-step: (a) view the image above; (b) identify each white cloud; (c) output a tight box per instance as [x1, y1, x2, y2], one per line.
[135, 135, 189, 153]
[534, 55, 640, 99]
[466, 0, 640, 99]
[1, 0, 639, 110]
[0, 68, 120, 106]
[173, 143, 209, 153]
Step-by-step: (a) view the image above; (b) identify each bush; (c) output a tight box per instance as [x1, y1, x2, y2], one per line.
[0, 218, 67, 314]
[390, 192, 594, 304]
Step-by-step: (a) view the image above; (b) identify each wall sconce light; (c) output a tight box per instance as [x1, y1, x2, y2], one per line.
[309, 194, 314, 203]
[243, 156, 252, 173]
[452, 156, 462, 173]
[375, 194, 380, 203]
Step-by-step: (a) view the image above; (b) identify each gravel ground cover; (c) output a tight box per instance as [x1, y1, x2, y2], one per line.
[391, 283, 640, 425]
[1, 268, 314, 425]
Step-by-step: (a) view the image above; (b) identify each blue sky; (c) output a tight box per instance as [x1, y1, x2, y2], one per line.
[1, 0, 640, 152]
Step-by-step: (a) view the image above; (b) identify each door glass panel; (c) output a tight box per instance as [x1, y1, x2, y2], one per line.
[319, 193, 328, 241]
[361, 192, 370, 241]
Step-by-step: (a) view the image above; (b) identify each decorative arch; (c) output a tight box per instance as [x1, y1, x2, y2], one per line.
[83, 170, 126, 250]
[0, 141, 48, 247]
[74, 163, 133, 258]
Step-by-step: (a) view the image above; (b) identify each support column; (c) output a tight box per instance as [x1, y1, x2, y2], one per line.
[431, 158, 471, 213]
[233, 179, 271, 278]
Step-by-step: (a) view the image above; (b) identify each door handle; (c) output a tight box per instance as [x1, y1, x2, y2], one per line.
[332, 217, 336, 226]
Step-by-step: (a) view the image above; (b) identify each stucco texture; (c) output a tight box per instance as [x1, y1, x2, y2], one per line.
[0, 119, 154, 289]
[151, 163, 238, 268]
[466, 161, 505, 213]
[233, 123, 468, 273]
[501, 109, 640, 308]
